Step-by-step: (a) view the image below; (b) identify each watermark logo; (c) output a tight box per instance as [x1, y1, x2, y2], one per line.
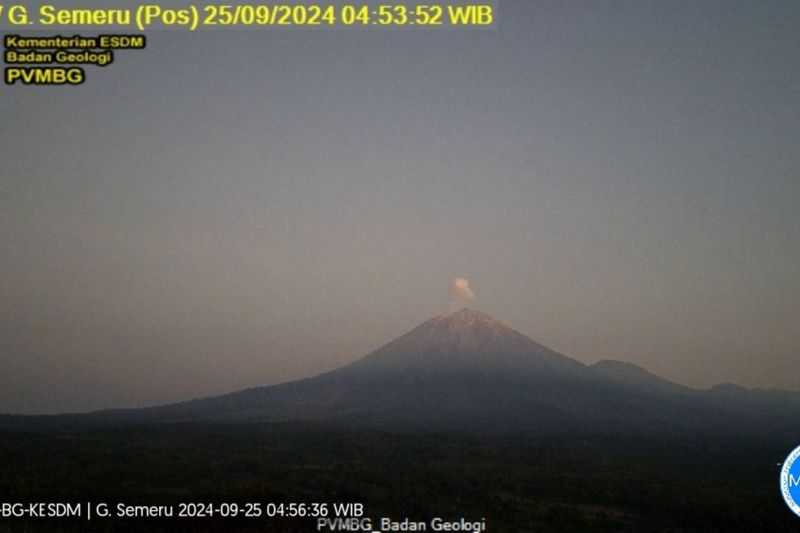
[781, 445, 800, 517]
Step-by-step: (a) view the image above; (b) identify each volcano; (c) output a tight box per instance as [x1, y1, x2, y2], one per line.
[339, 308, 586, 378]
[3, 309, 799, 435]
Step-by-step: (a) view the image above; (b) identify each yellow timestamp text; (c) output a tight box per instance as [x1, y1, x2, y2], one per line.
[0, 3, 496, 31]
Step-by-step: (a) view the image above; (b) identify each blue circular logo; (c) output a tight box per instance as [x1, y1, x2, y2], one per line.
[781, 445, 800, 517]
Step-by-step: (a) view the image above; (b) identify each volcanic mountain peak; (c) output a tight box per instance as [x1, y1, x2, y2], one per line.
[348, 308, 585, 376]
[5, 307, 799, 437]
[431, 308, 511, 331]
[402, 307, 527, 351]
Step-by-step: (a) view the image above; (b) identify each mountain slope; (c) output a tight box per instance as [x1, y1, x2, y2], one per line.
[590, 360, 692, 395]
[342, 308, 587, 377]
[130, 309, 598, 431]
[1, 309, 798, 437]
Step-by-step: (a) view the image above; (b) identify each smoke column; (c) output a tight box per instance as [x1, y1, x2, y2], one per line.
[449, 277, 476, 311]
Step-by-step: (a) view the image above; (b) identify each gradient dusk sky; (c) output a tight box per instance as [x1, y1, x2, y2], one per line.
[1, 1, 798, 413]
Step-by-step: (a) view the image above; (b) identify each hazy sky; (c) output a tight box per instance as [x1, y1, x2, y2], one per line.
[2, 1, 799, 413]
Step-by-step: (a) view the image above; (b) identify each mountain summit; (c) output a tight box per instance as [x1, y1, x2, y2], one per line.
[433, 307, 506, 327]
[347, 308, 585, 378]
[3, 309, 798, 436]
